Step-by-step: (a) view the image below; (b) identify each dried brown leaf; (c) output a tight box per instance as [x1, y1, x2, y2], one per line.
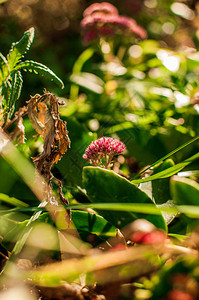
[27, 91, 70, 177]
[27, 91, 71, 224]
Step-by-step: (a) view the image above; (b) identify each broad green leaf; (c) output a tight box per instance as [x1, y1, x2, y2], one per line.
[170, 176, 199, 231]
[71, 210, 116, 238]
[83, 167, 166, 230]
[170, 176, 199, 206]
[13, 60, 64, 89]
[131, 152, 199, 184]
[0, 193, 28, 207]
[7, 27, 35, 71]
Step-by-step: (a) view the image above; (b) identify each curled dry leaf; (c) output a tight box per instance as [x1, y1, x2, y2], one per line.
[27, 91, 70, 179]
[27, 91, 71, 222]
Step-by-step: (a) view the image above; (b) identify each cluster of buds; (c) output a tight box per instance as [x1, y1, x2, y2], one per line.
[81, 2, 147, 45]
[83, 136, 126, 169]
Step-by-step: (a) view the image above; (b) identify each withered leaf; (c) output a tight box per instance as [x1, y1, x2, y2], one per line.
[27, 91, 71, 224]
[27, 91, 70, 177]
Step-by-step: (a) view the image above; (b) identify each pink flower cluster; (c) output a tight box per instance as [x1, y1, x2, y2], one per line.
[83, 2, 119, 17]
[81, 2, 147, 45]
[83, 137, 126, 168]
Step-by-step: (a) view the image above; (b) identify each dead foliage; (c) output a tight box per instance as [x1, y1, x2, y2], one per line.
[27, 91, 70, 180]
[27, 91, 71, 220]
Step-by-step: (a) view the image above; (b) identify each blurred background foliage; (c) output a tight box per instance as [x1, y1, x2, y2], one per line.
[0, 0, 198, 204]
[0, 2, 199, 297]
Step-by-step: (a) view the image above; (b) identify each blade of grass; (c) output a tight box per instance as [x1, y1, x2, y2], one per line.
[131, 135, 199, 180]
[3, 203, 199, 219]
[0, 193, 28, 208]
[131, 152, 199, 184]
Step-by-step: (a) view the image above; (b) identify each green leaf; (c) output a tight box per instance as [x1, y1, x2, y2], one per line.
[170, 176, 199, 231]
[13, 60, 64, 89]
[83, 167, 166, 230]
[131, 152, 199, 184]
[7, 71, 23, 118]
[7, 27, 35, 71]
[1, 80, 11, 110]
[0, 52, 9, 83]
[131, 135, 199, 181]
[71, 210, 116, 238]
[0, 193, 28, 208]
[170, 176, 199, 206]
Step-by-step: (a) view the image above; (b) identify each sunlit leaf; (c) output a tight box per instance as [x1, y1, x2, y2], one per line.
[13, 60, 64, 89]
[83, 167, 166, 230]
[7, 27, 35, 71]
[0, 193, 28, 208]
[131, 152, 199, 184]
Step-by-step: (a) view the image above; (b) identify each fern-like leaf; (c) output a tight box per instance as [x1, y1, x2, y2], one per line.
[7, 27, 35, 71]
[2, 72, 23, 121]
[0, 53, 9, 84]
[13, 60, 64, 89]
[1, 80, 11, 107]
[1, 80, 11, 121]
[9, 71, 23, 112]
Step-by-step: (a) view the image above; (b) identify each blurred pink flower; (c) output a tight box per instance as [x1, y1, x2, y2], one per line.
[83, 2, 118, 17]
[81, 2, 147, 45]
[83, 137, 126, 168]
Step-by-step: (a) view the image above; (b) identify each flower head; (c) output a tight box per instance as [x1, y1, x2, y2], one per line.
[83, 137, 126, 168]
[83, 2, 118, 17]
[81, 2, 147, 45]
